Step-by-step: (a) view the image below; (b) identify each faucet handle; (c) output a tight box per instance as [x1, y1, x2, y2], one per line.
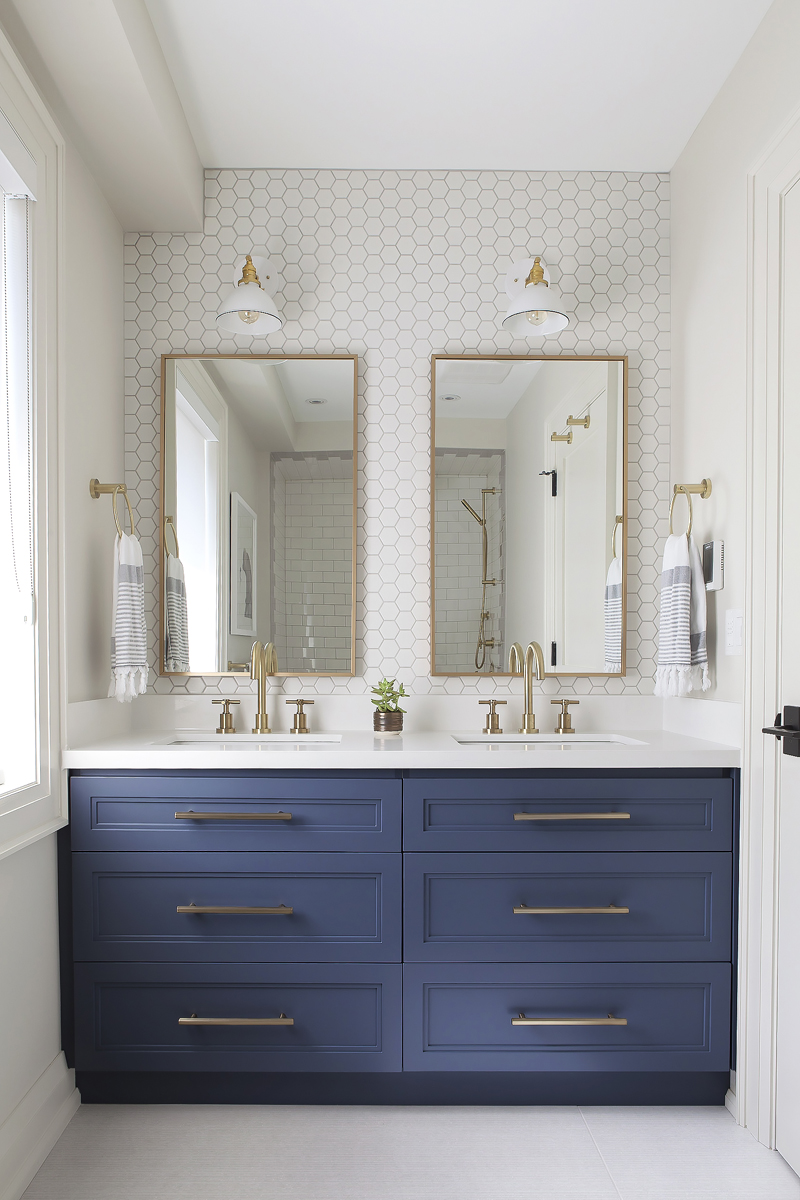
[212, 697, 240, 735]
[286, 698, 314, 735]
[551, 698, 579, 735]
[479, 699, 507, 735]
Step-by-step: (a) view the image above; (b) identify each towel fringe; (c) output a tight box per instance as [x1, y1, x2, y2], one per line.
[108, 665, 148, 703]
[653, 662, 710, 698]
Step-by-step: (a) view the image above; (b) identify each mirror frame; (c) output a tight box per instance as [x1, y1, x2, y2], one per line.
[159, 352, 359, 677]
[430, 353, 628, 678]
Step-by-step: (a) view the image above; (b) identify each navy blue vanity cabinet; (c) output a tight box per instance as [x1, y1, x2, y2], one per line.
[74, 963, 402, 1073]
[68, 771, 403, 1078]
[400, 769, 735, 1094]
[66, 768, 736, 1103]
[403, 851, 732, 962]
[403, 774, 733, 853]
[402, 962, 731, 1073]
[73, 852, 402, 962]
[70, 773, 402, 852]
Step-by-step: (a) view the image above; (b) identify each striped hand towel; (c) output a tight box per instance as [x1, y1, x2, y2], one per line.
[108, 531, 148, 702]
[165, 552, 190, 672]
[653, 532, 710, 697]
[604, 555, 623, 672]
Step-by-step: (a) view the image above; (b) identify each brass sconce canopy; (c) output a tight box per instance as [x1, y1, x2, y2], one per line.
[238, 254, 264, 289]
[525, 256, 547, 288]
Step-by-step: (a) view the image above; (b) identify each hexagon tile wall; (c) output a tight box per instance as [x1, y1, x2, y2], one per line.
[124, 168, 669, 700]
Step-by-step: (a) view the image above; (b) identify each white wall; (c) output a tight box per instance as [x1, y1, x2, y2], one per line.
[0, 838, 60, 1130]
[0, 20, 126, 1196]
[671, 0, 800, 704]
[63, 149, 124, 702]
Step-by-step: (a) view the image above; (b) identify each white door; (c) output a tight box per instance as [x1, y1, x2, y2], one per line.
[773, 177, 800, 1174]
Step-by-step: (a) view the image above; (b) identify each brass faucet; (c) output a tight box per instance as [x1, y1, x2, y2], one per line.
[508, 641, 546, 733]
[250, 641, 278, 733]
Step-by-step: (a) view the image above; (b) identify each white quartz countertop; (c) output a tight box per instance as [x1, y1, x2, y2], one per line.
[61, 728, 740, 771]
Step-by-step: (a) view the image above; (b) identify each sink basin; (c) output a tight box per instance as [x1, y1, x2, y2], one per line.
[453, 733, 646, 747]
[165, 733, 342, 746]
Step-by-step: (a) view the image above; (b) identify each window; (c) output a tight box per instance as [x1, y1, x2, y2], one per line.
[0, 193, 35, 795]
[175, 372, 222, 670]
[0, 27, 64, 858]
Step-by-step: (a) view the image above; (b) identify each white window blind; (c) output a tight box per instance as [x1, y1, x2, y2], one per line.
[0, 191, 35, 797]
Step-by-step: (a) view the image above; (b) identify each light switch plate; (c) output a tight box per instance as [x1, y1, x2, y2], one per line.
[725, 609, 743, 656]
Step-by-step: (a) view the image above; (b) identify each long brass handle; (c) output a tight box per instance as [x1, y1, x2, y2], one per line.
[514, 811, 631, 821]
[174, 810, 292, 821]
[177, 904, 293, 915]
[179, 1012, 294, 1026]
[512, 1012, 627, 1026]
[513, 904, 629, 915]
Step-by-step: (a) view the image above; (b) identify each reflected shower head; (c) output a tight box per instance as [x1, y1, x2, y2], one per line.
[461, 499, 483, 525]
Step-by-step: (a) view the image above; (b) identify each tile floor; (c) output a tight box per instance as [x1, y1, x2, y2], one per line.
[22, 1104, 800, 1200]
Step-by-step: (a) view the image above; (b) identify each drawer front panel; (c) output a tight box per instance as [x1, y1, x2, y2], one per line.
[70, 776, 401, 851]
[404, 852, 732, 962]
[403, 963, 731, 1072]
[73, 853, 401, 962]
[403, 776, 733, 852]
[74, 963, 402, 1072]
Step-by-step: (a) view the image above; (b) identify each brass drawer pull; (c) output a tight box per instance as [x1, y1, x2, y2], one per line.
[512, 1012, 627, 1026]
[513, 904, 629, 915]
[179, 1012, 294, 1026]
[514, 811, 630, 821]
[177, 903, 293, 915]
[174, 810, 292, 821]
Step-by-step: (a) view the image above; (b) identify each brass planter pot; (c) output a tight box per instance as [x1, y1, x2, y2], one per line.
[373, 710, 403, 734]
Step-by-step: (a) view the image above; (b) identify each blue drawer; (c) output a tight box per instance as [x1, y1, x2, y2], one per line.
[73, 852, 402, 963]
[74, 963, 402, 1072]
[70, 775, 401, 851]
[403, 962, 731, 1072]
[403, 776, 733, 852]
[404, 852, 732, 962]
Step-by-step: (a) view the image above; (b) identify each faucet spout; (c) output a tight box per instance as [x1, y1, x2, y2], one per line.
[509, 641, 545, 734]
[250, 640, 278, 734]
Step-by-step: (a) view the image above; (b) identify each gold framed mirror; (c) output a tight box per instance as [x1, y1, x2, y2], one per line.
[431, 354, 627, 677]
[160, 353, 357, 677]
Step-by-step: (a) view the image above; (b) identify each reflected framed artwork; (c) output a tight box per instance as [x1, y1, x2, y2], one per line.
[230, 491, 256, 637]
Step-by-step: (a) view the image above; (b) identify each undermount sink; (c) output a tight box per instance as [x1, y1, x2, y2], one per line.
[453, 733, 647, 747]
[165, 733, 342, 746]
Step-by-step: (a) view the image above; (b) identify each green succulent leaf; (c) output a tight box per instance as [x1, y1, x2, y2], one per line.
[370, 676, 408, 712]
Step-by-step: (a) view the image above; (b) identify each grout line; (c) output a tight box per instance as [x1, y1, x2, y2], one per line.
[579, 1107, 625, 1200]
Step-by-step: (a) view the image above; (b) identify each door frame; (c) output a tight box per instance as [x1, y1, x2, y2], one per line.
[739, 104, 800, 1145]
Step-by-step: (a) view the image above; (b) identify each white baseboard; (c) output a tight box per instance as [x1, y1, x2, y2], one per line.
[0, 1053, 80, 1200]
[725, 1087, 739, 1122]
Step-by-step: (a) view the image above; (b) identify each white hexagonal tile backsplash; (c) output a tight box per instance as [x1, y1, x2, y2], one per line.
[124, 168, 669, 699]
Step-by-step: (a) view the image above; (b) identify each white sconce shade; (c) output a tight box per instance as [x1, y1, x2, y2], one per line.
[216, 254, 283, 336]
[502, 256, 570, 338]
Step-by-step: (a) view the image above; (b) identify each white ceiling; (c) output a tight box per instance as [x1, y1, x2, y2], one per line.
[145, 0, 773, 171]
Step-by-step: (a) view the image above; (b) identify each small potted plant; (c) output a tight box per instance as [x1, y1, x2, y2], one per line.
[371, 677, 407, 735]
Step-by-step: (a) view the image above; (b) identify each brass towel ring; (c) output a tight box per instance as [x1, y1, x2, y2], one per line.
[669, 487, 693, 537]
[164, 515, 180, 558]
[112, 485, 135, 538]
[89, 478, 136, 537]
[611, 514, 623, 558]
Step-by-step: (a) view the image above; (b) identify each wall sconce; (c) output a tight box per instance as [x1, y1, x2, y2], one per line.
[216, 253, 283, 336]
[502, 255, 570, 338]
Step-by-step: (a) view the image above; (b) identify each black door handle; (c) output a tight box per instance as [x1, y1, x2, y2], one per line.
[763, 706, 800, 757]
